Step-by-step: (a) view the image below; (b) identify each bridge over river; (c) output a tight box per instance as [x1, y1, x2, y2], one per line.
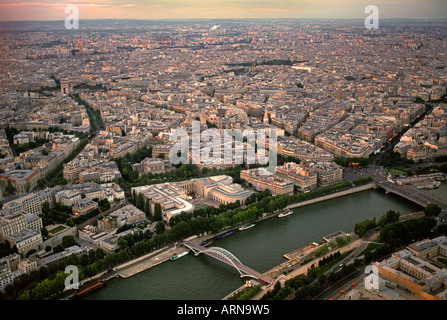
[375, 180, 447, 211]
[183, 241, 276, 285]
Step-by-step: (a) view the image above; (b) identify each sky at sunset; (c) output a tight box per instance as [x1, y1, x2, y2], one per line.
[0, 0, 446, 21]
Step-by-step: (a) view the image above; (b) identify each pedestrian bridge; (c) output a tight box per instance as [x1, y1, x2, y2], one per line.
[183, 241, 275, 285]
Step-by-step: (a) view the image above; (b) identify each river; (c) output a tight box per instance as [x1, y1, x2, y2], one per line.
[421, 180, 447, 199]
[82, 188, 422, 300]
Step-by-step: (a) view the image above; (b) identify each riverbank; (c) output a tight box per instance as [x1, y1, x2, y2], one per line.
[115, 244, 179, 279]
[245, 209, 427, 301]
[286, 183, 376, 210]
[221, 236, 362, 301]
[76, 185, 423, 300]
[90, 183, 377, 281]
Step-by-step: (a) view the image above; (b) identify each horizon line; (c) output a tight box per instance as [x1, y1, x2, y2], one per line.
[2, 17, 447, 23]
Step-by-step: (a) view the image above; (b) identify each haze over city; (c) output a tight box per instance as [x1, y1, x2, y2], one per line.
[0, 0, 446, 21]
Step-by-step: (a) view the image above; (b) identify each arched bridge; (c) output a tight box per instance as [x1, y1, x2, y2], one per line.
[183, 241, 275, 285]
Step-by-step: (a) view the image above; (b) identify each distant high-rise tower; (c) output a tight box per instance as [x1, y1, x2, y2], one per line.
[184, 111, 192, 124]
[200, 108, 206, 126]
[60, 79, 72, 95]
[263, 105, 269, 124]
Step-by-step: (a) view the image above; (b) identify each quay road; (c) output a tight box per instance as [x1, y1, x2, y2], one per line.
[313, 208, 430, 301]
[321, 205, 425, 279]
[324, 228, 380, 275]
[315, 269, 366, 301]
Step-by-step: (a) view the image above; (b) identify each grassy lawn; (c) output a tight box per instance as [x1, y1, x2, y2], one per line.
[385, 168, 408, 175]
[48, 225, 67, 234]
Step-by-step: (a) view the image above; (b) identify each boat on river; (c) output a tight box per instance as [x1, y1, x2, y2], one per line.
[413, 181, 441, 189]
[215, 230, 235, 240]
[238, 223, 255, 231]
[75, 280, 107, 297]
[278, 209, 293, 218]
[170, 250, 189, 261]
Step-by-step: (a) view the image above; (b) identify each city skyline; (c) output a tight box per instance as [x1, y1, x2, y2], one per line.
[0, 0, 446, 22]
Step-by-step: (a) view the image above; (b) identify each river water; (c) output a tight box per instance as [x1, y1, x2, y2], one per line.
[82, 188, 422, 300]
[421, 180, 447, 199]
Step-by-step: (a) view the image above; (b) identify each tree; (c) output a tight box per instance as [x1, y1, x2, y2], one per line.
[80, 253, 90, 266]
[424, 203, 442, 217]
[41, 227, 49, 239]
[95, 248, 105, 261]
[354, 217, 377, 237]
[88, 249, 97, 264]
[61, 235, 76, 249]
[128, 170, 139, 183]
[155, 221, 166, 234]
[145, 198, 151, 218]
[132, 189, 137, 205]
[335, 236, 347, 247]
[378, 210, 400, 227]
[66, 253, 79, 266]
[154, 202, 163, 221]
[118, 237, 128, 251]
[136, 192, 145, 211]
[380, 217, 437, 248]
[66, 218, 75, 227]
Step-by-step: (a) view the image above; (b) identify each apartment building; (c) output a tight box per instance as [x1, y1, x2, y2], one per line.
[0, 169, 41, 194]
[2, 193, 43, 215]
[301, 160, 344, 187]
[0, 260, 13, 292]
[107, 204, 147, 228]
[131, 157, 171, 176]
[0, 213, 27, 242]
[314, 132, 377, 159]
[55, 189, 82, 207]
[78, 161, 122, 183]
[240, 168, 294, 196]
[274, 162, 318, 192]
[6, 228, 43, 258]
[71, 198, 99, 216]
[373, 237, 447, 300]
[63, 158, 88, 183]
[0, 213, 43, 258]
